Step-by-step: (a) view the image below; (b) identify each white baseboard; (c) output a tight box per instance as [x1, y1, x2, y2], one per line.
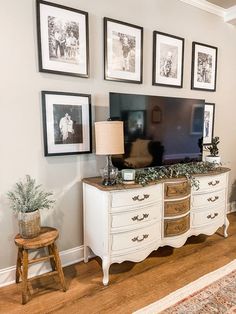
[0, 245, 92, 288]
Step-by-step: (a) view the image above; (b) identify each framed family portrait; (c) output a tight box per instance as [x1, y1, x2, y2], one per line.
[153, 31, 184, 88]
[191, 42, 218, 91]
[104, 17, 143, 84]
[36, 0, 89, 78]
[42, 91, 92, 156]
[203, 103, 215, 145]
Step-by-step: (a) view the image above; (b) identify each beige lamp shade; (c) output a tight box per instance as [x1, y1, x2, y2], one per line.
[95, 121, 124, 155]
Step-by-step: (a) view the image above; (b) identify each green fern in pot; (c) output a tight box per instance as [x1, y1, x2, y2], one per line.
[8, 175, 55, 238]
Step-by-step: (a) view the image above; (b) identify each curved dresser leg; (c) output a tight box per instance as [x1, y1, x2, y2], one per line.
[102, 257, 110, 286]
[224, 217, 229, 238]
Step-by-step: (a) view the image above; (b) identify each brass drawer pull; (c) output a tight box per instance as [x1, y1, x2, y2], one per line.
[132, 234, 149, 242]
[132, 213, 149, 221]
[208, 180, 220, 186]
[207, 213, 219, 219]
[207, 196, 219, 202]
[132, 194, 150, 202]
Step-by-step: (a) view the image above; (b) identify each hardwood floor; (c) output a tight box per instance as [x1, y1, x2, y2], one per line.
[1, 213, 236, 314]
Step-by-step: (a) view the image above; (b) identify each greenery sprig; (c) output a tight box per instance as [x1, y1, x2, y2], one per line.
[117, 162, 217, 189]
[8, 175, 55, 213]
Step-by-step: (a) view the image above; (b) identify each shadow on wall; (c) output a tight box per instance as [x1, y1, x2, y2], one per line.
[230, 180, 236, 211]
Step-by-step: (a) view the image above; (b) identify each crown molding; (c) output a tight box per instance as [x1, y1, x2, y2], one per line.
[178, 0, 226, 17]
[178, 0, 236, 25]
[224, 5, 236, 24]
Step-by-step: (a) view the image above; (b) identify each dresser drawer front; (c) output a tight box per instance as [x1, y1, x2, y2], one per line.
[111, 185, 162, 209]
[164, 181, 190, 199]
[192, 207, 224, 227]
[111, 203, 161, 229]
[164, 214, 190, 237]
[164, 197, 190, 217]
[111, 223, 160, 251]
[193, 174, 227, 193]
[192, 190, 225, 209]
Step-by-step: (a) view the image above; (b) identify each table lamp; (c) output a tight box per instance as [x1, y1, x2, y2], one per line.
[95, 121, 124, 186]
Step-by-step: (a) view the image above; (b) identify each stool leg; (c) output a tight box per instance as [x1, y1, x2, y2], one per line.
[51, 243, 66, 292]
[22, 249, 29, 305]
[16, 247, 22, 283]
[48, 245, 56, 271]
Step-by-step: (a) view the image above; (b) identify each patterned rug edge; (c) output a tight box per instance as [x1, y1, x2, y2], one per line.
[133, 259, 236, 314]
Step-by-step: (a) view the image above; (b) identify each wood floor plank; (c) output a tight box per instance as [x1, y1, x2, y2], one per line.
[0, 213, 236, 314]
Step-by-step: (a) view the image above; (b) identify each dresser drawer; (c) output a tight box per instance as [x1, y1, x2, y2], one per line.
[164, 214, 190, 237]
[164, 181, 190, 199]
[111, 203, 161, 229]
[192, 207, 224, 227]
[193, 174, 227, 193]
[111, 223, 160, 251]
[164, 197, 190, 217]
[111, 185, 162, 209]
[192, 189, 225, 209]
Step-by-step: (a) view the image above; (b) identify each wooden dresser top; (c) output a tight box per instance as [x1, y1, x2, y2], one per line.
[82, 167, 230, 191]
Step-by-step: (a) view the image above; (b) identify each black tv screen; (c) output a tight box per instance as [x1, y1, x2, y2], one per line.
[109, 92, 205, 169]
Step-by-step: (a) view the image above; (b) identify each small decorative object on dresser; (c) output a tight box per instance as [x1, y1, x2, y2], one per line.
[83, 166, 230, 285]
[95, 121, 124, 186]
[122, 169, 136, 184]
[205, 136, 221, 164]
[8, 175, 55, 238]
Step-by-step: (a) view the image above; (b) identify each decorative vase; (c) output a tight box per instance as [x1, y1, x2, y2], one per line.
[205, 155, 221, 165]
[18, 210, 41, 238]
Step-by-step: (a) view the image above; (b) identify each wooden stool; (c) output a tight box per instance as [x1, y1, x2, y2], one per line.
[14, 227, 66, 304]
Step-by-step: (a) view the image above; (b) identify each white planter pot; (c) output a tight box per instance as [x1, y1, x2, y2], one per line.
[205, 155, 221, 165]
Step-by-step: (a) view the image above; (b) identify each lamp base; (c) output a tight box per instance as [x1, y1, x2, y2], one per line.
[100, 155, 118, 186]
[102, 178, 117, 186]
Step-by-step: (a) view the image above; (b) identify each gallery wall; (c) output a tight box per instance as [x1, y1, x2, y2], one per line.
[0, 0, 236, 271]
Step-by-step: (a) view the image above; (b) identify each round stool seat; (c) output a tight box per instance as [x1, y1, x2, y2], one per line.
[15, 227, 59, 250]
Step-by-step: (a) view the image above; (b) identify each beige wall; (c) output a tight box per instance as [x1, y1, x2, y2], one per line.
[0, 0, 236, 270]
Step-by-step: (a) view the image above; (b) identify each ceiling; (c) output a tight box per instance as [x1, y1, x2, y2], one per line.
[207, 0, 236, 9]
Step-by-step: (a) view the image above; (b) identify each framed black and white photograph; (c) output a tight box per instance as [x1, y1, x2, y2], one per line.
[203, 103, 215, 145]
[36, 0, 89, 78]
[104, 17, 143, 84]
[191, 42, 217, 91]
[42, 91, 92, 156]
[153, 31, 184, 88]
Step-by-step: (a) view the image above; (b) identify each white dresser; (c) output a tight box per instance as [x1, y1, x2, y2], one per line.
[83, 168, 230, 285]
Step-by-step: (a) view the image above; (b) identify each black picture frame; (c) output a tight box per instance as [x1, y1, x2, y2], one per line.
[152, 31, 184, 88]
[191, 42, 218, 91]
[203, 103, 215, 145]
[36, 0, 89, 78]
[104, 17, 143, 84]
[42, 91, 92, 156]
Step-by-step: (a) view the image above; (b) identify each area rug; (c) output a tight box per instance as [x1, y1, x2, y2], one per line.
[134, 260, 236, 314]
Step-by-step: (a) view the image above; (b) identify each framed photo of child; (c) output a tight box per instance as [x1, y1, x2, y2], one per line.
[42, 91, 92, 156]
[36, 0, 89, 78]
[104, 17, 143, 84]
[153, 31, 185, 88]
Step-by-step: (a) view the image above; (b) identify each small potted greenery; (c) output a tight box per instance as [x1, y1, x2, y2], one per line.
[205, 136, 221, 165]
[8, 175, 55, 238]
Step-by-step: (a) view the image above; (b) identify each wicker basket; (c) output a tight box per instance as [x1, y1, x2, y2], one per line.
[18, 210, 41, 238]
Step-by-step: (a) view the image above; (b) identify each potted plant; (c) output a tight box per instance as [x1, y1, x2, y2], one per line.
[205, 136, 221, 164]
[8, 175, 55, 238]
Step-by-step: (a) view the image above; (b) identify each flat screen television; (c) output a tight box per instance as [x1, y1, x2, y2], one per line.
[109, 92, 205, 169]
